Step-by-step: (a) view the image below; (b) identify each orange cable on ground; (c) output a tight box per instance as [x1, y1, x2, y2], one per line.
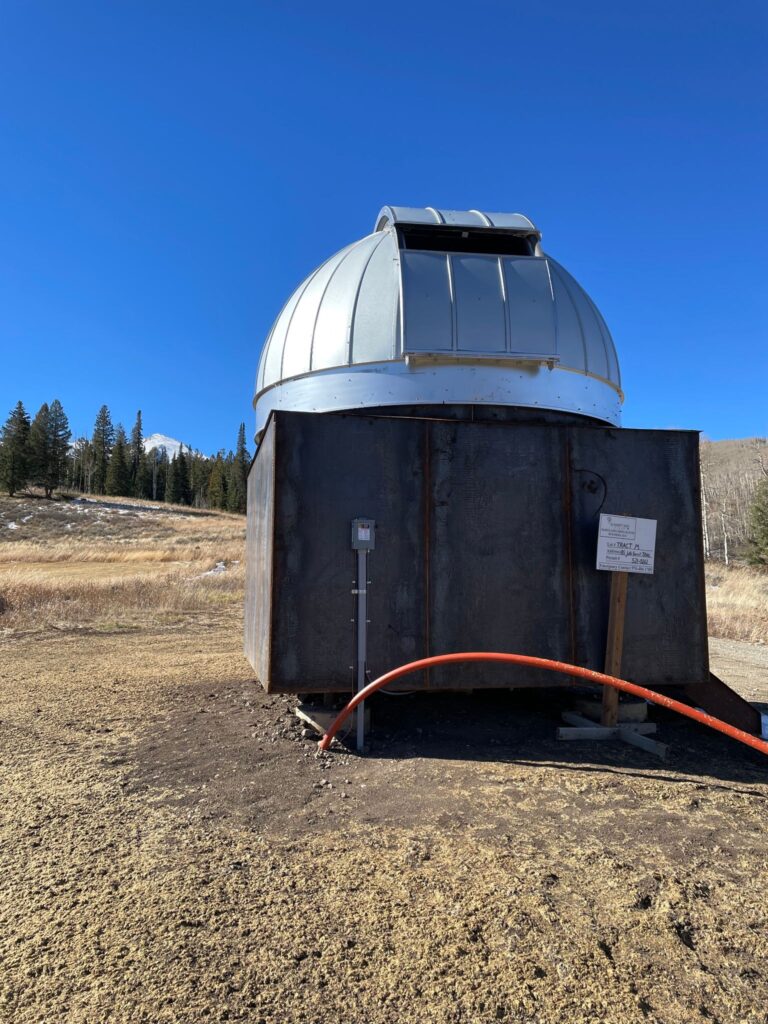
[318, 652, 768, 756]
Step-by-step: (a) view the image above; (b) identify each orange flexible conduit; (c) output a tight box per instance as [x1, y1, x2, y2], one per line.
[318, 652, 768, 756]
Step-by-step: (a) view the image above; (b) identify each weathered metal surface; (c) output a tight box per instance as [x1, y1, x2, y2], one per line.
[568, 427, 709, 686]
[270, 413, 425, 692]
[243, 417, 275, 679]
[246, 409, 711, 701]
[374, 207, 540, 234]
[686, 674, 761, 736]
[426, 419, 571, 690]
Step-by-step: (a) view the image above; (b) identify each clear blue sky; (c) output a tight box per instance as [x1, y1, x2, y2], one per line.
[1, 1, 765, 452]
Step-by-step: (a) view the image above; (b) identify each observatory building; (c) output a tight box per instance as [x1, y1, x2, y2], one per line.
[245, 207, 758, 735]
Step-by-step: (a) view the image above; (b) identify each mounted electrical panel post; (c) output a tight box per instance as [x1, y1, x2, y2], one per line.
[351, 518, 375, 752]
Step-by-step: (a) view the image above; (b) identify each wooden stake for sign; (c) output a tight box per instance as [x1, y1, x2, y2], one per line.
[601, 571, 628, 726]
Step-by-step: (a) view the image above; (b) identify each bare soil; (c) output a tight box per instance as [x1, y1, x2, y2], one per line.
[1, 612, 767, 1024]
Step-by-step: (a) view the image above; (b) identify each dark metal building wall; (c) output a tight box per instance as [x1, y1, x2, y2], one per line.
[568, 427, 709, 684]
[243, 417, 275, 678]
[246, 410, 709, 695]
[270, 413, 426, 691]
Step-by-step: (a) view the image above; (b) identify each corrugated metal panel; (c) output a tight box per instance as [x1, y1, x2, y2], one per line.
[376, 206, 539, 235]
[439, 209, 488, 227]
[260, 279, 310, 390]
[311, 234, 380, 372]
[349, 232, 399, 364]
[549, 261, 588, 370]
[549, 260, 609, 379]
[503, 258, 557, 356]
[280, 244, 355, 380]
[400, 251, 453, 352]
[451, 254, 507, 353]
[484, 212, 539, 231]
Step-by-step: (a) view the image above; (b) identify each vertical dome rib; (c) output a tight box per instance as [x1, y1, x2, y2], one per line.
[347, 231, 392, 365]
[309, 239, 370, 372]
[280, 244, 356, 382]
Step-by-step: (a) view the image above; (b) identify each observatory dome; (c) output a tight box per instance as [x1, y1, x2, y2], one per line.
[254, 206, 622, 438]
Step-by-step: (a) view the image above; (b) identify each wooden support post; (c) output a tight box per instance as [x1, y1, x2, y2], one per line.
[601, 571, 628, 726]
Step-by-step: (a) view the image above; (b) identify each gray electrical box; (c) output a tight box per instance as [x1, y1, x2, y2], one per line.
[351, 517, 375, 551]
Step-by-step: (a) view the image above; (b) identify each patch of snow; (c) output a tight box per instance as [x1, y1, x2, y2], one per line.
[21, 514, 33, 523]
[7, 522, 18, 530]
[199, 561, 227, 577]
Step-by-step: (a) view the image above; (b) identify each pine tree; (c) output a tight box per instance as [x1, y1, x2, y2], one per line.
[28, 403, 51, 494]
[748, 479, 768, 566]
[0, 401, 31, 496]
[174, 447, 191, 505]
[208, 455, 227, 509]
[226, 424, 249, 514]
[129, 410, 148, 499]
[188, 451, 205, 507]
[106, 425, 131, 496]
[27, 399, 70, 498]
[47, 400, 71, 496]
[165, 453, 176, 504]
[91, 405, 114, 495]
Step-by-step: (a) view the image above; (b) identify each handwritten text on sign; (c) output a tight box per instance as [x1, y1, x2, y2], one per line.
[596, 514, 657, 575]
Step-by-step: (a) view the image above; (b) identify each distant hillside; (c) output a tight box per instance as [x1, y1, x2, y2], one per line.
[700, 437, 767, 560]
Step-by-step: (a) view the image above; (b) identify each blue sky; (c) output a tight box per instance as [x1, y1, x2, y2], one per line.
[1, 1, 765, 452]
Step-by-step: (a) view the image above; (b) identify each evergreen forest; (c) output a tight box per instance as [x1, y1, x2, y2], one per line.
[0, 400, 250, 514]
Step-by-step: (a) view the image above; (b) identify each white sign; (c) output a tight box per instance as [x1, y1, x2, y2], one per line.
[596, 513, 657, 575]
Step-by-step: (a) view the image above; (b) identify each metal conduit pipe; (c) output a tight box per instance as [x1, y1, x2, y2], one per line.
[317, 652, 768, 756]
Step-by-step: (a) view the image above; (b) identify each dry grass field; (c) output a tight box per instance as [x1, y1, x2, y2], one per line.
[705, 564, 768, 646]
[0, 493, 245, 634]
[1, 493, 767, 1024]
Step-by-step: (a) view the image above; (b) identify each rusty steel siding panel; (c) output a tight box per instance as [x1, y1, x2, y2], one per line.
[269, 412, 425, 692]
[428, 421, 572, 689]
[568, 427, 708, 687]
[249, 410, 709, 696]
[244, 416, 276, 683]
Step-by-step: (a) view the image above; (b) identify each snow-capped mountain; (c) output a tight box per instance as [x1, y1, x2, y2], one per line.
[143, 433, 185, 458]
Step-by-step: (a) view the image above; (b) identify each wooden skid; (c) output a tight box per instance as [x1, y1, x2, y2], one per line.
[557, 711, 667, 760]
[561, 712, 656, 733]
[295, 703, 370, 737]
[619, 727, 668, 759]
[558, 725, 656, 740]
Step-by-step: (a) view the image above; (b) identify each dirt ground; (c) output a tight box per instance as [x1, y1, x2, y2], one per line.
[1, 610, 767, 1024]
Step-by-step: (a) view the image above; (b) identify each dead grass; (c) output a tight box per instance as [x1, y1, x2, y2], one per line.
[0, 563, 245, 632]
[0, 493, 246, 634]
[706, 562, 768, 644]
[0, 539, 244, 564]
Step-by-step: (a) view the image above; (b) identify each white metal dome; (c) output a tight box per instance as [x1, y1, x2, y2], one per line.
[254, 206, 622, 437]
